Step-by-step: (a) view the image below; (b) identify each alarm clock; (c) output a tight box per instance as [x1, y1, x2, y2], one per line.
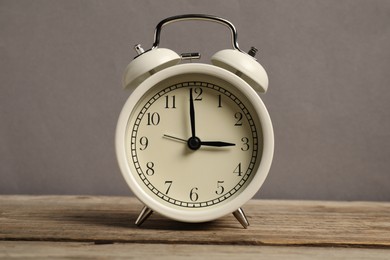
[116, 14, 274, 228]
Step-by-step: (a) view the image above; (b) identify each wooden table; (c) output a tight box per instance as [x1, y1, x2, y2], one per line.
[1, 196, 389, 259]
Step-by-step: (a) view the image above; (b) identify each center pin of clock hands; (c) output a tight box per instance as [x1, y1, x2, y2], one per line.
[162, 88, 236, 149]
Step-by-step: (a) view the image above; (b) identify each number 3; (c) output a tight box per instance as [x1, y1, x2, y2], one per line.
[241, 137, 250, 151]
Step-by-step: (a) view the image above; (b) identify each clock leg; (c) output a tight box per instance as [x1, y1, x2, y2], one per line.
[233, 207, 250, 229]
[135, 205, 153, 227]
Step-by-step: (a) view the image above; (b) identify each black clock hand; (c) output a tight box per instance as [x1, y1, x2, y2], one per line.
[189, 88, 196, 138]
[163, 134, 235, 147]
[200, 141, 236, 147]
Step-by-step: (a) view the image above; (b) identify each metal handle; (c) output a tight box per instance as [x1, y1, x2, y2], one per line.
[152, 14, 244, 53]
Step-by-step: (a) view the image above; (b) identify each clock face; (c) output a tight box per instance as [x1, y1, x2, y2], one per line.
[123, 72, 263, 210]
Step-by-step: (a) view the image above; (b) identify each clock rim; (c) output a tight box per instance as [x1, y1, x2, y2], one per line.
[116, 63, 274, 223]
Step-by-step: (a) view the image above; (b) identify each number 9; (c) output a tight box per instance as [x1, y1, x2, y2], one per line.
[139, 136, 149, 150]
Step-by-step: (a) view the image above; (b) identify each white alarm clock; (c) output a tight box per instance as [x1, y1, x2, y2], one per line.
[116, 14, 274, 228]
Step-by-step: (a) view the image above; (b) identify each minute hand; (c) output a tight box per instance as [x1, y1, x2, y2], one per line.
[189, 88, 196, 138]
[200, 141, 236, 147]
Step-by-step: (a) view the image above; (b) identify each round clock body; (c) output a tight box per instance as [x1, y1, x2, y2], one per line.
[116, 63, 273, 223]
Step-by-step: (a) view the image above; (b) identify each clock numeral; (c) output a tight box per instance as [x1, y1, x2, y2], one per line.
[233, 163, 243, 176]
[145, 162, 155, 176]
[164, 95, 176, 109]
[217, 94, 222, 108]
[146, 112, 160, 126]
[215, 181, 225, 195]
[241, 137, 250, 151]
[139, 136, 149, 150]
[234, 112, 243, 126]
[164, 181, 172, 194]
[189, 187, 199, 202]
[194, 87, 203, 101]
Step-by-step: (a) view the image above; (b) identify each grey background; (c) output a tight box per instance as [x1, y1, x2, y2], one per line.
[1, 0, 389, 201]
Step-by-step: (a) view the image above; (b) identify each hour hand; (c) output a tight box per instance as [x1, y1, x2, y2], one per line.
[200, 141, 236, 147]
[163, 134, 235, 148]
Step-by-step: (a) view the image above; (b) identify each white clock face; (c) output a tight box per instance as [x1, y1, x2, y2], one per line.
[124, 73, 263, 210]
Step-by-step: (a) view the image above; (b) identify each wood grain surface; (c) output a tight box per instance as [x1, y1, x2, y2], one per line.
[0, 196, 389, 258]
[1, 241, 390, 260]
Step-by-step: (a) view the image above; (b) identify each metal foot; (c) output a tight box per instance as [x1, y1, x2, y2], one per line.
[135, 206, 153, 227]
[233, 207, 250, 229]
